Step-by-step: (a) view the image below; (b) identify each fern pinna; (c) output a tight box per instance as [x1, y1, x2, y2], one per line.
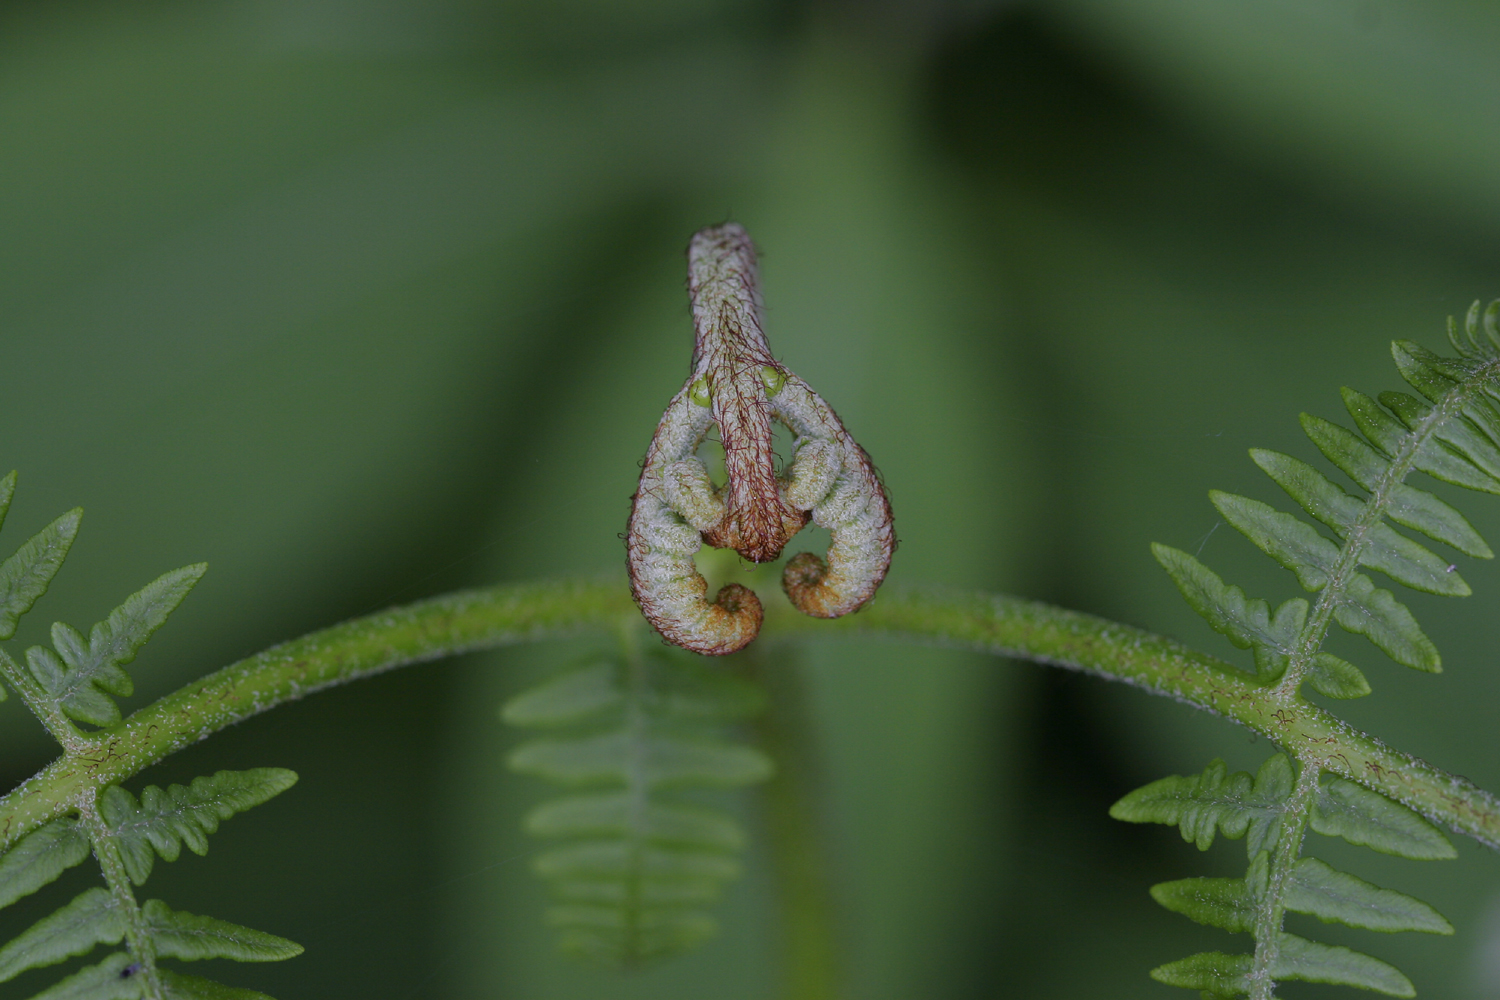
[502, 631, 772, 965]
[0, 475, 300, 1000]
[1113, 300, 1500, 998]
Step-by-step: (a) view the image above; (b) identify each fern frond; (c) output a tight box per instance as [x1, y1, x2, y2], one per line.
[1109, 754, 1293, 856]
[0, 769, 299, 1000]
[1120, 751, 1454, 998]
[1174, 304, 1500, 690]
[1125, 304, 1500, 995]
[99, 770, 297, 885]
[504, 643, 771, 965]
[26, 565, 205, 727]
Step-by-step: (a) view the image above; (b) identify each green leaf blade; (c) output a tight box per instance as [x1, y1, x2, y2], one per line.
[502, 663, 622, 727]
[1148, 951, 1251, 994]
[0, 508, 81, 642]
[1110, 755, 1292, 857]
[143, 900, 303, 962]
[1332, 574, 1440, 672]
[0, 888, 124, 983]
[158, 969, 277, 1000]
[1305, 653, 1371, 699]
[1149, 877, 1255, 933]
[0, 819, 90, 911]
[1251, 449, 1363, 536]
[1272, 932, 1414, 997]
[509, 733, 771, 790]
[1390, 340, 1462, 404]
[33, 565, 207, 726]
[102, 769, 298, 885]
[1151, 544, 1301, 679]
[24, 952, 141, 1000]
[1313, 776, 1455, 860]
[1287, 857, 1452, 934]
[1357, 523, 1470, 596]
[525, 793, 745, 851]
[1211, 491, 1340, 591]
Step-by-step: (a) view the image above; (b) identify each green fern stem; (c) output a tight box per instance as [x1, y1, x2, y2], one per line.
[764, 590, 1500, 848]
[76, 789, 162, 998]
[1246, 761, 1320, 1000]
[0, 649, 87, 755]
[2, 581, 1497, 858]
[1279, 351, 1500, 695]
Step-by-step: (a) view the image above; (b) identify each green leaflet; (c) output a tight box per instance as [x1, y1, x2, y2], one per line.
[27, 565, 206, 726]
[1151, 936, 1416, 998]
[1311, 775, 1455, 860]
[142, 900, 302, 962]
[502, 663, 622, 726]
[1132, 757, 1455, 998]
[1152, 544, 1305, 681]
[1211, 491, 1340, 592]
[1109, 754, 1293, 858]
[1305, 653, 1370, 699]
[504, 646, 772, 965]
[1150, 951, 1252, 994]
[1149, 876, 1256, 934]
[1330, 573, 1439, 673]
[1299, 413, 1492, 558]
[0, 888, 124, 982]
[1273, 933, 1414, 996]
[157, 970, 278, 1000]
[1286, 858, 1452, 934]
[1152, 544, 1370, 696]
[0, 818, 89, 910]
[526, 794, 745, 851]
[1251, 449, 1468, 596]
[100, 769, 298, 885]
[0, 505, 81, 644]
[24, 953, 141, 1000]
[510, 731, 770, 789]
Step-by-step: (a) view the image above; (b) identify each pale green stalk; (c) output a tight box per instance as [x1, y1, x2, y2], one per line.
[1, 579, 1496, 860]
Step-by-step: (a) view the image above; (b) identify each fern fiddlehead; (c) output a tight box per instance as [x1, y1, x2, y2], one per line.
[626, 223, 895, 654]
[1114, 300, 1500, 998]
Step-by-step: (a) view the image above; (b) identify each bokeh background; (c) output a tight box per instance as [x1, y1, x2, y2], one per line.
[0, 1, 1499, 997]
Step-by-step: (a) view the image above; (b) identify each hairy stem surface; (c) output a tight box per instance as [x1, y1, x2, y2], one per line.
[77, 791, 162, 998]
[1, 580, 1496, 858]
[1247, 762, 1319, 1000]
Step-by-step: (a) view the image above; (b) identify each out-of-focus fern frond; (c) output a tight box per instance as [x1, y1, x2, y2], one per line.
[504, 644, 771, 966]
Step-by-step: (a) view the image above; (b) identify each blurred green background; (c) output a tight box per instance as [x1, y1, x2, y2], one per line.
[1, 1, 1499, 996]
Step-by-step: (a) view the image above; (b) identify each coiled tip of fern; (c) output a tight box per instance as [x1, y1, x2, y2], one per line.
[781, 552, 860, 618]
[688, 583, 764, 656]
